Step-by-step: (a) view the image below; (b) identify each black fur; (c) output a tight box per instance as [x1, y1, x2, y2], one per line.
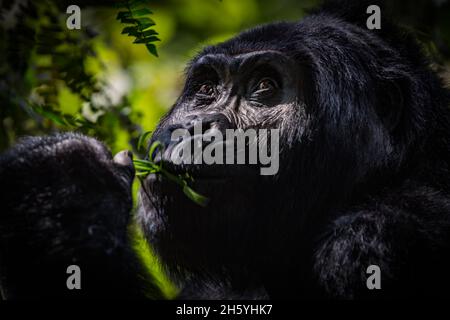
[0, 133, 161, 299]
[1, 1, 450, 299]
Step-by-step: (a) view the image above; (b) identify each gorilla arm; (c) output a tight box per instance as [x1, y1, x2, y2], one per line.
[313, 185, 450, 299]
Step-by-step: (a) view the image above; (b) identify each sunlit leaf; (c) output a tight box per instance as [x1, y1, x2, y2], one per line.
[133, 36, 160, 44]
[133, 141, 209, 206]
[141, 29, 159, 37]
[117, 0, 159, 57]
[137, 130, 153, 152]
[146, 43, 158, 57]
[116, 11, 132, 20]
[131, 8, 153, 17]
[182, 185, 209, 207]
[121, 26, 139, 35]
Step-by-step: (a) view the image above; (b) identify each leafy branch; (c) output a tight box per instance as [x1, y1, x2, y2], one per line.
[134, 134, 209, 207]
[29, 103, 94, 129]
[116, 0, 160, 57]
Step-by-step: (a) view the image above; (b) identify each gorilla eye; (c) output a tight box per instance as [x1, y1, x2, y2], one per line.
[196, 82, 216, 98]
[253, 78, 278, 97]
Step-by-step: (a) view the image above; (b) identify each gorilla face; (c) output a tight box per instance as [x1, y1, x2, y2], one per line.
[138, 49, 307, 278]
[138, 15, 428, 280]
[151, 50, 306, 176]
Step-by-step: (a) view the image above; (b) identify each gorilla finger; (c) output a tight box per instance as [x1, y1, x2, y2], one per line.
[113, 150, 135, 181]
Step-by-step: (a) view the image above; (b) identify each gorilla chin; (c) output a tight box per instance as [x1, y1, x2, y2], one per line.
[138, 158, 286, 283]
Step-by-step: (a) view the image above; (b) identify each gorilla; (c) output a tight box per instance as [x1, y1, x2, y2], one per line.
[1, 1, 450, 299]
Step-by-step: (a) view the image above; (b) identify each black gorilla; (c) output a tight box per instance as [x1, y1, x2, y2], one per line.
[1, 1, 450, 299]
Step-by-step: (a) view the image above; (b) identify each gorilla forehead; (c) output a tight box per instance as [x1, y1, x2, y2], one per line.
[192, 15, 397, 86]
[184, 17, 382, 123]
[194, 18, 373, 60]
[195, 21, 302, 58]
[191, 50, 297, 75]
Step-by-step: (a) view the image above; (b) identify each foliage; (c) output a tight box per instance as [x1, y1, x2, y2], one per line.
[116, 0, 160, 57]
[0, 0, 151, 154]
[134, 137, 209, 207]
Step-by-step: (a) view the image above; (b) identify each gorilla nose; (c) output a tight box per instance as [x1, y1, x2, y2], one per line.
[151, 114, 232, 150]
[148, 114, 233, 163]
[183, 114, 232, 135]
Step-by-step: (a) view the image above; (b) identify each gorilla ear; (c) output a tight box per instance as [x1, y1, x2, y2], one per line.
[376, 79, 406, 132]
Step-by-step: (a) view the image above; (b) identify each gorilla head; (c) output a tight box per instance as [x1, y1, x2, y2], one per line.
[138, 3, 450, 296]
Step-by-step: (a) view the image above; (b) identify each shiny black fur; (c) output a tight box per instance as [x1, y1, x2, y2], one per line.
[1, 1, 450, 299]
[0, 133, 161, 299]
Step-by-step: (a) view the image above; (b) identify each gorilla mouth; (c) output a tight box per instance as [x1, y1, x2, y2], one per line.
[152, 159, 260, 184]
[139, 136, 265, 209]
[151, 135, 262, 180]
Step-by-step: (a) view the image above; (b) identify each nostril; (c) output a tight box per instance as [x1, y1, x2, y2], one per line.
[151, 125, 182, 148]
[148, 124, 184, 160]
[183, 114, 229, 132]
[210, 122, 220, 130]
[202, 114, 233, 132]
[186, 115, 199, 122]
[182, 115, 200, 130]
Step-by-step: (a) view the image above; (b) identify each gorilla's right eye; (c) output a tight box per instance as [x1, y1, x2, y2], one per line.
[196, 81, 216, 98]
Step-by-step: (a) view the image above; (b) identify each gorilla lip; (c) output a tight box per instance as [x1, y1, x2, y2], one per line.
[160, 122, 281, 176]
[153, 161, 258, 180]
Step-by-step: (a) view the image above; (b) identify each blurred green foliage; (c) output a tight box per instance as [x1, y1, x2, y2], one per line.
[1, 0, 449, 298]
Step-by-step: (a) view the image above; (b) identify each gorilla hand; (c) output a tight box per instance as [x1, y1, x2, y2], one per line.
[0, 133, 161, 299]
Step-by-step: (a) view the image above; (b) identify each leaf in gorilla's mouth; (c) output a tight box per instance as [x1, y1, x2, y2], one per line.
[133, 138, 209, 207]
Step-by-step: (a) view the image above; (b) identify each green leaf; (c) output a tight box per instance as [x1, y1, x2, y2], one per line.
[121, 26, 139, 35]
[117, 2, 159, 57]
[136, 172, 151, 177]
[135, 17, 155, 26]
[141, 29, 159, 37]
[182, 185, 209, 207]
[63, 115, 77, 127]
[131, 8, 153, 16]
[148, 140, 164, 162]
[133, 36, 161, 44]
[137, 131, 153, 152]
[120, 18, 139, 25]
[146, 43, 158, 57]
[39, 110, 66, 126]
[139, 22, 156, 30]
[116, 11, 132, 20]
[133, 140, 209, 206]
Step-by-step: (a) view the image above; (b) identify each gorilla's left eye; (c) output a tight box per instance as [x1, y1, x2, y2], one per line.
[196, 81, 216, 98]
[252, 78, 278, 98]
